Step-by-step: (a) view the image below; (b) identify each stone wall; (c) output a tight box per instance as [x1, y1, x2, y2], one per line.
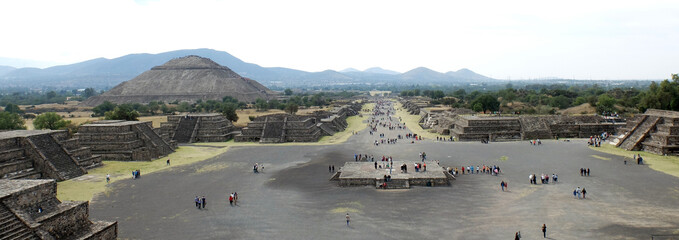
[76, 120, 175, 161]
[616, 109, 679, 155]
[161, 113, 236, 143]
[0, 179, 117, 239]
[235, 102, 362, 143]
[0, 130, 100, 181]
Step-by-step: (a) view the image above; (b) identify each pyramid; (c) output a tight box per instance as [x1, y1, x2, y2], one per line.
[82, 55, 275, 106]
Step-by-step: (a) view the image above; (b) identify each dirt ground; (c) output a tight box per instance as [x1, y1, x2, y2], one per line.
[86, 100, 679, 239]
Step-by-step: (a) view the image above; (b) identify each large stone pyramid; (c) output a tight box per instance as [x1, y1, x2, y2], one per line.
[82, 55, 275, 106]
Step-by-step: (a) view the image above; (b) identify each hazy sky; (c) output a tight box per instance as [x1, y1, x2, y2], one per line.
[1, 0, 677, 79]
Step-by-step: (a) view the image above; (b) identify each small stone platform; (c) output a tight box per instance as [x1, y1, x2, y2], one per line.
[334, 161, 451, 189]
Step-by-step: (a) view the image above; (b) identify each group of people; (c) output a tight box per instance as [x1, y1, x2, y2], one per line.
[633, 154, 644, 164]
[579, 168, 590, 176]
[588, 135, 604, 147]
[132, 169, 141, 179]
[228, 192, 238, 206]
[253, 163, 263, 173]
[194, 196, 206, 209]
[529, 139, 542, 145]
[529, 173, 557, 184]
[328, 165, 336, 172]
[573, 187, 587, 199]
[435, 136, 454, 141]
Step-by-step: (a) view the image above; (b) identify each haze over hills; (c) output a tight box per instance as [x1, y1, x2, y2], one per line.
[0, 48, 495, 89]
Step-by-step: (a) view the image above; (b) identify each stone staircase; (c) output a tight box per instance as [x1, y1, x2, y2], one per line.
[619, 115, 660, 151]
[318, 123, 337, 136]
[173, 117, 198, 143]
[0, 203, 39, 240]
[519, 117, 553, 140]
[260, 119, 284, 143]
[26, 135, 85, 180]
[135, 124, 174, 155]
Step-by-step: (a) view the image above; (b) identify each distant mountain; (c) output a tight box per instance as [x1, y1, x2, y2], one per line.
[446, 68, 493, 81]
[364, 67, 400, 75]
[339, 68, 360, 73]
[0, 48, 495, 89]
[0, 66, 16, 76]
[0, 57, 61, 68]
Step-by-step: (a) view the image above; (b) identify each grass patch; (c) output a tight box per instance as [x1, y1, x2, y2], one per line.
[392, 101, 448, 140]
[57, 144, 230, 202]
[590, 144, 679, 178]
[590, 155, 611, 161]
[499, 156, 508, 161]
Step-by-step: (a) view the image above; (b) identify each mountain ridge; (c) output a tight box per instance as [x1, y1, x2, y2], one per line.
[0, 48, 495, 89]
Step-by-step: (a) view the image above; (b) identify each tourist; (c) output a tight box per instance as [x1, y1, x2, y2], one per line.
[234, 192, 238, 205]
[375, 162, 377, 169]
[515, 231, 521, 240]
[167, 158, 170, 166]
[501, 181, 505, 191]
[573, 189, 577, 198]
[229, 193, 234, 206]
[476, 166, 479, 174]
[587, 168, 590, 176]
[332, 165, 334, 172]
[542, 224, 547, 238]
[576, 187, 582, 199]
[329, 165, 332, 172]
[346, 213, 350, 227]
[106, 174, 110, 183]
[195, 196, 200, 209]
[202, 196, 206, 209]
[582, 188, 587, 199]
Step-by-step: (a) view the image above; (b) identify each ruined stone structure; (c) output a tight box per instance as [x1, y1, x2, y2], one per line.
[332, 162, 453, 189]
[0, 130, 99, 181]
[160, 113, 238, 143]
[235, 103, 362, 143]
[419, 108, 475, 135]
[448, 115, 623, 142]
[81, 55, 276, 106]
[615, 109, 679, 155]
[235, 114, 322, 143]
[401, 99, 433, 115]
[0, 179, 117, 239]
[76, 120, 175, 161]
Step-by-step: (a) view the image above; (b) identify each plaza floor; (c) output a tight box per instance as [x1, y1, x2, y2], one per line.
[88, 104, 679, 239]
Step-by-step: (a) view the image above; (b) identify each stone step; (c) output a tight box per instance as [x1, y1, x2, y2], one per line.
[7, 168, 41, 180]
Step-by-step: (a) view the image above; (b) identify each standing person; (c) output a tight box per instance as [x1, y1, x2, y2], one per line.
[582, 188, 587, 199]
[329, 165, 332, 172]
[201, 196, 206, 209]
[501, 181, 505, 191]
[542, 224, 547, 238]
[587, 168, 590, 176]
[106, 174, 110, 183]
[515, 232, 520, 240]
[195, 196, 200, 209]
[332, 165, 335, 172]
[229, 193, 234, 206]
[234, 192, 238, 205]
[346, 213, 350, 227]
[167, 158, 170, 166]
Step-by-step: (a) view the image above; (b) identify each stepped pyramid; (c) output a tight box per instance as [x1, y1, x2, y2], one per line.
[82, 55, 275, 106]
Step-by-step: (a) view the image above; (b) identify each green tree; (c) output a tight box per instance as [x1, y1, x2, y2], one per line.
[268, 99, 281, 109]
[46, 91, 57, 99]
[470, 94, 500, 113]
[105, 105, 139, 121]
[82, 88, 97, 99]
[284, 88, 293, 95]
[596, 94, 617, 113]
[33, 112, 70, 130]
[221, 103, 239, 122]
[92, 101, 117, 116]
[285, 103, 299, 115]
[255, 98, 269, 111]
[472, 103, 483, 112]
[0, 112, 25, 130]
[3, 103, 23, 114]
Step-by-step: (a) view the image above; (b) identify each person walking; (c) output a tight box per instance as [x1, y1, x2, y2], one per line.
[201, 196, 206, 209]
[229, 193, 234, 206]
[346, 213, 350, 227]
[501, 181, 505, 191]
[234, 192, 238, 205]
[542, 224, 547, 238]
[167, 158, 170, 166]
[106, 174, 110, 183]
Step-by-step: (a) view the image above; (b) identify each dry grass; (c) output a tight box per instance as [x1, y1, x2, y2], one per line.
[559, 103, 596, 115]
[590, 144, 679, 178]
[57, 144, 231, 202]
